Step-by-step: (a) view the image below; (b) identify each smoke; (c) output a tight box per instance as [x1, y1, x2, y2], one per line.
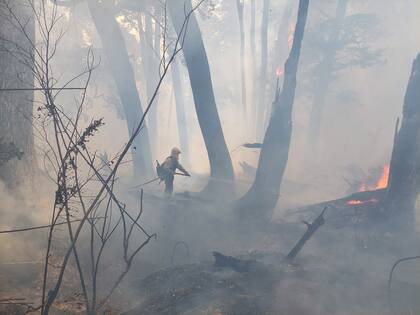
[0, 179, 53, 293]
[2, 0, 420, 313]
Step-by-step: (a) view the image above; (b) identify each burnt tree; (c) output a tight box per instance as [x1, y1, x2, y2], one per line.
[385, 54, 420, 223]
[168, 0, 234, 197]
[264, 0, 294, 131]
[235, 0, 310, 218]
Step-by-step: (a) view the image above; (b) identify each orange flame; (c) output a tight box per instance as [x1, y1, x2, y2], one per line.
[346, 198, 379, 206]
[347, 200, 363, 205]
[358, 164, 390, 192]
[375, 165, 390, 189]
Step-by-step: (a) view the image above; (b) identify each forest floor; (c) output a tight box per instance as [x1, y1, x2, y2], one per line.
[122, 187, 420, 315]
[1, 182, 419, 315]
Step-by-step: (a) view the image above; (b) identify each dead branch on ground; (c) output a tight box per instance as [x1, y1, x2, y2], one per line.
[286, 207, 327, 261]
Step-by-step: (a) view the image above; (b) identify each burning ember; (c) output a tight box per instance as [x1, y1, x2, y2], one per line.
[276, 67, 284, 77]
[359, 165, 390, 192]
[346, 198, 379, 205]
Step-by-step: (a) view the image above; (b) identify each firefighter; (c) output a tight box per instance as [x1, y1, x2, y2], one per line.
[160, 147, 190, 194]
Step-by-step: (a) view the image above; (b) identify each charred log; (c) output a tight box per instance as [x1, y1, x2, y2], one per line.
[213, 251, 258, 273]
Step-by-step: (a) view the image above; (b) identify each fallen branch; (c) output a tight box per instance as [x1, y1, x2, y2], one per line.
[0, 217, 106, 234]
[0, 219, 82, 234]
[286, 207, 327, 261]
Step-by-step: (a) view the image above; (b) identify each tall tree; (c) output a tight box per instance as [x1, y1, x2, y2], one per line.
[168, 0, 234, 196]
[139, 8, 161, 156]
[236, 0, 247, 117]
[235, 0, 310, 219]
[263, 0, 294, 130]
[87, 0, 153, 178]
[255, 0, 270, 140]
[0, 0, 35, 187]
[249, 0, 257, 131]
[385, 54, 420, 224]
[171, 57, 191, 167]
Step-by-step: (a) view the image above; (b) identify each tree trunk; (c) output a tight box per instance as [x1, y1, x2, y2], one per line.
[235, 0, 310, 219]
[255, 0, 270, 140]
[0, 0, 35, 187]
[264, 1, 294, 131]
[136, 14, 148, 104]
[168, 0, 234, 197]
[304, 0, 348, 166]
[171, 57, 190, 167]
[236, 0, 247, 118]
[141, 10, 161, 156]
[249, 0, 257, 134]
[385, 53, 420, 224]
[87, 0, 153, 178]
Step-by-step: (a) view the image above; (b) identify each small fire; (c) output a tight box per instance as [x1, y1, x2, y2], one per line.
[276, 67, 284, 77]
[359, 164, 390, 192]
[375, 164, 390, 189]
[346, 198, 379, 206]
[287, 25, 295, 49]
[347, 200, 363, 205]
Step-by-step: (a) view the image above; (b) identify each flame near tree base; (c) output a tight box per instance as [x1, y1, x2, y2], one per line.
[346, 164, 389, 206]
[359, 165, 390, 192]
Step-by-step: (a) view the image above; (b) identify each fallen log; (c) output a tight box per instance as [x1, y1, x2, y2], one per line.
[212, 209, 327, 272]
[286, 207, 327, 261]
[212, 251, 257, 273]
